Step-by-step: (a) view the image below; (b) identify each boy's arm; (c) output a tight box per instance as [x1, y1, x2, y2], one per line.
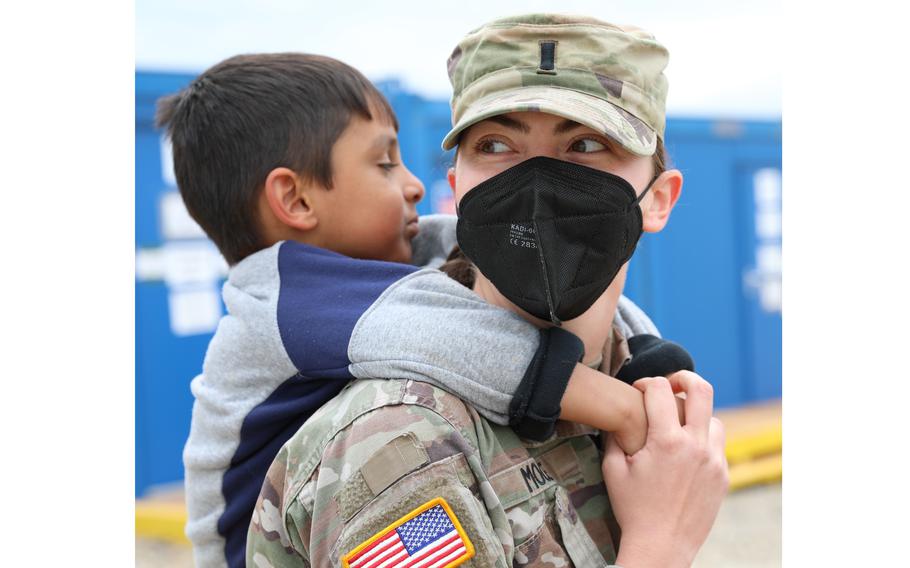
[347, 268, 656, 445]
[275, 240, 677, 447]
[275, 241, 565, 433]
[561, 364, 650, 453]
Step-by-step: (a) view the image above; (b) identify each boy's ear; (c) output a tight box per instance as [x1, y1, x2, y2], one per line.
[642, 169, 683, 233]
[263, 167, 319, 232]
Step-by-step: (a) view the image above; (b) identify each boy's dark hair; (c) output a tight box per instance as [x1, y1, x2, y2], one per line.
[156, 53, 398, 265]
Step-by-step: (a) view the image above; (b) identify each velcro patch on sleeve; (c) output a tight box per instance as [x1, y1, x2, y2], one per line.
[341, 497, 474, 568]
[360, 433, 429, 496]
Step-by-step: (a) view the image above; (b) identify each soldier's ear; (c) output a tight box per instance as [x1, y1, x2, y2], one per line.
[447, 167, 456, 192]
[642, 169, 682, 233]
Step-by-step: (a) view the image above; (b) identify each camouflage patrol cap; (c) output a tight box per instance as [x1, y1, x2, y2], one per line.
[443, 14, 669, 156]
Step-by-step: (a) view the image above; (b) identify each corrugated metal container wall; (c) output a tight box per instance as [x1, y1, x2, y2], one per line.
[135, 72, 781, 495]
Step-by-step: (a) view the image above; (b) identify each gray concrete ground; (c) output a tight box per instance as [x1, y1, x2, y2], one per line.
[136, 482, 780, 567]
[694, 483, 781, 568]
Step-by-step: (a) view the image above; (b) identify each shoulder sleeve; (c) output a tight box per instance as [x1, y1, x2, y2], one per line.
[260, 387, 510, 568]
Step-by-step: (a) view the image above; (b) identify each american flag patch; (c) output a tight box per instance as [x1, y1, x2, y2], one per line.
[342, 497, 475, 568]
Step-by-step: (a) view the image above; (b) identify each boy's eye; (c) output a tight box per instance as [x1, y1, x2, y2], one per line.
[379, 162, 399, 172]
[477, 139, 512, 154]
[570, 138, 608, 153]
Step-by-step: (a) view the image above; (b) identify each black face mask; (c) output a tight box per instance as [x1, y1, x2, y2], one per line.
[456, 156, 655, 325]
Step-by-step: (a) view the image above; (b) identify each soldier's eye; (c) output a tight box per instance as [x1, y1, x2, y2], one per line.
[477, 139, 512, 154]
[570, 138, 607, 153]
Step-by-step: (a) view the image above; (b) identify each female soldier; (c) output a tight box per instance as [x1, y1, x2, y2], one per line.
[247, 14, 728, 568]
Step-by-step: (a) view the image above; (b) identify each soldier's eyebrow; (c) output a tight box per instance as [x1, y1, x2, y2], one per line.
[553, 118, 584, 135]
[487, 115, 531, 133]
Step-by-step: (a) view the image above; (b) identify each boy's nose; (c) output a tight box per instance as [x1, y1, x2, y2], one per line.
[403, 167, 426, 204]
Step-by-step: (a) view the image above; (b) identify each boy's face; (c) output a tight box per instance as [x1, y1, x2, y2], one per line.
[313, 112, 425, 264]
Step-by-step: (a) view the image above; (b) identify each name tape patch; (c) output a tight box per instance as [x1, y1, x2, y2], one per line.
[342, 498, 475, 568]
[488, 457, 558, 510]
[520, 460, 554, 493]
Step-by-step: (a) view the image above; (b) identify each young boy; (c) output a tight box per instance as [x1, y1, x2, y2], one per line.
[156, 53, 691, 567]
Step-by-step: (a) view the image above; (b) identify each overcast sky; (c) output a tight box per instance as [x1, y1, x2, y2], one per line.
[136, 0, 781, 119]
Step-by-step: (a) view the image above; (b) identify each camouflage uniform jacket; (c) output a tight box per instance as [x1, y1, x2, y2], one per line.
[247, 327, 634, 568]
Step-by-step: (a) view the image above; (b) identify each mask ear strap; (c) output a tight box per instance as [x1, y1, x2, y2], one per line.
[633, 172, 661, 206]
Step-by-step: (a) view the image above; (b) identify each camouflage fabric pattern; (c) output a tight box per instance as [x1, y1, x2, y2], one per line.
[442, 13, 669, 156]
[247, 376, 623, 568]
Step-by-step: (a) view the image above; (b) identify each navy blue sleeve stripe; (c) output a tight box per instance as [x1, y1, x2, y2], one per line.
[219, 375, 349, 568]
[276, 241, 419, 377]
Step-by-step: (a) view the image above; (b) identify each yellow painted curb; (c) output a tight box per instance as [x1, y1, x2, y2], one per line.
[718, 400, 782, 491]
[136, 501, 189, 545]
[725, 425, 782, 464]
[728, 453, 782, 491]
